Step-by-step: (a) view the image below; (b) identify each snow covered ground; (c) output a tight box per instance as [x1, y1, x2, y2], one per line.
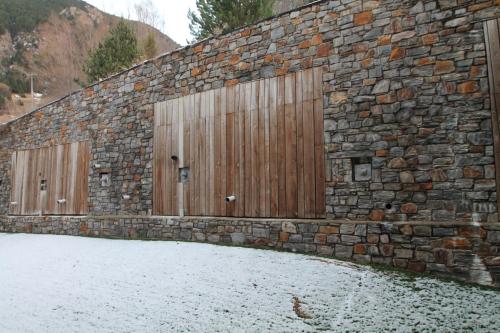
[0, 233, 499, 333]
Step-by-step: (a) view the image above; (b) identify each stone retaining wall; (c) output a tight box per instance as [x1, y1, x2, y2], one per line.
[1, 216, 499, 287]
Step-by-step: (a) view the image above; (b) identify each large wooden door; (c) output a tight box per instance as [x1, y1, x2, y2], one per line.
[9, 141, 90, 215]
[485, 18, 500, 221]
[153, 68, 325, 218]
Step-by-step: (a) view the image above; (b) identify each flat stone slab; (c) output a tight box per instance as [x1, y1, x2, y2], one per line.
[0, 233, 499, 332]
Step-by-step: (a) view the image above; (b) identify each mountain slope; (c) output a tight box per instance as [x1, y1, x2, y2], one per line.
[0, 1, 179, 123]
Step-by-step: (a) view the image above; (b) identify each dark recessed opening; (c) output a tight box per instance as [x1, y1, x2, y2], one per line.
[385, 203, 392, 210]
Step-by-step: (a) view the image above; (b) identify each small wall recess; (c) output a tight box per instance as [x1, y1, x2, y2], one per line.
[100, 173, 111, 187]
[352, 157, 372, 182]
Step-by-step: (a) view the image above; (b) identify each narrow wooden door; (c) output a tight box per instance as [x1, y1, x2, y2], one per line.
[153, 68, 326, 218]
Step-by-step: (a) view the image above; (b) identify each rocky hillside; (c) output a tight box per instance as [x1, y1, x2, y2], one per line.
[0, 1, 179, 123]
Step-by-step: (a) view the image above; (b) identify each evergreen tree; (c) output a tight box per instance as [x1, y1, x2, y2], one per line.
[83, 20, 139, 83]
[188, 0, 274, 41]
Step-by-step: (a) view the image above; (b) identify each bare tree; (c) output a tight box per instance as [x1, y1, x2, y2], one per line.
[134, 0, 165, 32]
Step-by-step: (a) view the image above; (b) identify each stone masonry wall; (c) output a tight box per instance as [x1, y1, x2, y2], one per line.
[1, 215, 499, 287]
[0, 0, 500, 222]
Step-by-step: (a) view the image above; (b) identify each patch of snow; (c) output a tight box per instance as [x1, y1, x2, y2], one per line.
[0, 233, 499, 332]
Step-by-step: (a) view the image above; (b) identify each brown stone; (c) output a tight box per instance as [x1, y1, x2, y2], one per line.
[397, 87, 414, 100]
[378, 35, 391, 45]
[311, 34, 322, 46]
[225, 79, 239, 87]
[380, 244, 394, 256]
[443, 237, 471, 250]
[314, 233, 327, 244]
[415, 57, 435, 66]
[354, 11, 373, 26]
[330, 91, 348, 104]
[316, 43, 331, 57]
[191, 67, 203, 76]
[238, 62, 251, 71]
[390, 47, 406, 61]
[422, 33, 439, 45]
[377, 93, 397, 104]
[240, 29, 251, 37]
[376, 149, 388, 157]
[353, 43, 369, 53]
[134, 81, 144, 91]
[279, 232, 289, 242]
[361, 58, 373, 68]
[319, 226, 339, 234]
[464, 166, 483, 178]
[431, 169, 448, 182]
[400, 224, 413, 235]
[369, 209, 385, 221]
[367, 234, 379, 243]
[434, 60, 455, 75]
[388, 157, 407, 168]
[263, 55, 273, 63]
[401, 203, 417, 214]
[299, 40, 311, 49]
[229, 54, 240, 65]
[457, 81, 479, 94]
[407, 261, 426, 273]
[354, 244, 366, 254]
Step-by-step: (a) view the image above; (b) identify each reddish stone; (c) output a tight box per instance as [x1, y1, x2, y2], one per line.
[361, 58, 373, 68]
[133, 174, 141, 181]
[378, 35, 391, 45]
[316, 43, 332, 57]
[457, 81, 479, 94]
[369, 209, 385, 221]
[359, 111, 371, 118]
[319, 226, 339, 234]
[390, 47, 406, 61]
[193, 44, 204, 53]
[470, 65, 484, 78]
[415, 57, 435, 66]
[299, 40, 311, 49]
[397, 87, 414, 100]
[434, 60, 455, 75]
[134, 81, 144, 91]
[440, 82, 456, 95]
[225, 79, 239, 87]
[354, 244, 366, 254]
[240, 29, 251, 37]
[377, 93, 397, 104]
[443, 237, 471, 250]
[376, 149, 388, 157]
[191, 67, 203, 76]
[314, 233, 327, 244]
[311, 34, 322, 46]
[238, 62, 251, 71]
[264, 55, 273, 63]
[229, 54, 240, 65]
[353, 43, 369, 53]
[79, 223, 89, 235]
[408, 261, 426, 273]
[422, 33, 439, 45]
[354, 11, 374, 26]
[380, 244, 394, 256]
[464, 166, 483, 178]
[401, 203, 418, 214]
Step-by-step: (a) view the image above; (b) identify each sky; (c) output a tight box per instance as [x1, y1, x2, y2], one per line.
[85, 0, 197, 45]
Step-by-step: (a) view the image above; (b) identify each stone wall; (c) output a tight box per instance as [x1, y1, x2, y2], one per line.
[1, 215, 499, 287]
[0, 0, 499, 222]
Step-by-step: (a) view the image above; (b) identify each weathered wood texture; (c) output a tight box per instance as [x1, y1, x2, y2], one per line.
[9, 141, 90, 215]
[154, 68, 325, 218]
[485, 18, 500, 221]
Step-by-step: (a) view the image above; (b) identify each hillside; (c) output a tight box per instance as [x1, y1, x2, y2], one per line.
[0, 0, 179, 123]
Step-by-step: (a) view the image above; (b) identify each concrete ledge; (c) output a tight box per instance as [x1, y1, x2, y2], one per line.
[1, 215, 499, 287]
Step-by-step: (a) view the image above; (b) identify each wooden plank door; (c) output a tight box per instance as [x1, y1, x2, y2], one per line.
[485, 18, 500, 221]
[153, 67, 326, 218]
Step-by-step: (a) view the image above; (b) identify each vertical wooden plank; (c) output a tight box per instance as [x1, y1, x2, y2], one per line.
[171, 98, 179, 215]
[210, 89, 216, 216]
[258, 79, 266, 217]
[79, 141, 90, 215]
[250, 80, 260, 217]
[47, 145, 59, 214]
[178, 98, 184, 216]
[302, 69, 316, 218]
[313, 67, 326, 218]
[153, 102, 165, 214]
[263, 78, 271, 217]
[9, 152, 20, 215]
[237, 83, 246, 217]
[295, 71, 305, 218]
[194, 93, 202, 215]
[67, 142, 79, 214]
[244, 82, 253, 217]
[269, 77, 279, 217]
[277, 75, 287, 218]
[38, 146, 49, 215]
[190, 93, 198, 215]
[183, 96, 191, 216]
[220, 87, 227, 217]
[285, 73, 298, 218]
[165, 99, 173, 215]
[485, 19, 500, 221]
[225, 86, 235, 216]
[200, 92, 207, 215]
[214, 88, 222, 216]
